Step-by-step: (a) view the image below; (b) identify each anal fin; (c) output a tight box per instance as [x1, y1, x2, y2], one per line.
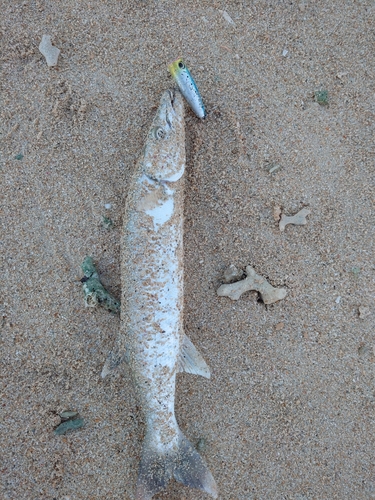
[178, 334, 210, 378]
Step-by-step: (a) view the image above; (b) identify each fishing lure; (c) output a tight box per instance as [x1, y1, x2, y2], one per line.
[168, 58, 206, 119]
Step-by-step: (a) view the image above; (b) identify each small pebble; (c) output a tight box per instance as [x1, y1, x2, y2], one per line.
[102, 216, 114, 229]
[267, 164, 282, 174]
[314, 90, 329, 105]
[54, 418, 84, 435]
[282, 49, 288, 57]
[196, 437, 207, 452]
[335, 296, 341, 304]
[60, 411, 79, 420]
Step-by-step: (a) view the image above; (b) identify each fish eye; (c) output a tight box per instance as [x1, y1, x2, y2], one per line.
[178, 61, 185, 69]
[152, 126, 167, 140]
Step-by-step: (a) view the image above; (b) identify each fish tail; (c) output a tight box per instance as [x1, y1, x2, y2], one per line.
[136, 429, 218, 499]
[173, 429, 218, 498]
[135, 446, 173, 500]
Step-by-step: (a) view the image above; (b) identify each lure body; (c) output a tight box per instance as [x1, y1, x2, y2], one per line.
[117, 89, 217, 499]
[168, 58, 206, 119]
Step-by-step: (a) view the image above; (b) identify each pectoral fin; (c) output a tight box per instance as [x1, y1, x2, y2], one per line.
[178, 334, 210, 379]
[101, 348, 129, 378]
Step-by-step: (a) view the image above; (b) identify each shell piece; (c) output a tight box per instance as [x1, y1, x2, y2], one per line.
[217, 265, 287, 304]
[279, 208, 311, 232]
[168, 59, 206, 119]
[39, 35, 60, 67]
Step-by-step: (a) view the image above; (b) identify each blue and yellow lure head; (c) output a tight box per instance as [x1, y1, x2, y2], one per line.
[168, 58, 206, 119]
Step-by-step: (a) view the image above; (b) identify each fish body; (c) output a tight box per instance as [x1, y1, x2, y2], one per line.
[168, 58, 206, 119]
[120, 89, 217, 499]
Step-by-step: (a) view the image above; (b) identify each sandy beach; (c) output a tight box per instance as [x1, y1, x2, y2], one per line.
[2, 1, 374, 498]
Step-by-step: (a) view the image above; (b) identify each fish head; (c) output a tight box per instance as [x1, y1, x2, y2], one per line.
[142, 89, 186, 182]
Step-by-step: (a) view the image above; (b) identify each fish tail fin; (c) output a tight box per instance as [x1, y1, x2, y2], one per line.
[174, 429, 218, 498]
[136, 429, 217, 499]
[136, 435, 174, 500]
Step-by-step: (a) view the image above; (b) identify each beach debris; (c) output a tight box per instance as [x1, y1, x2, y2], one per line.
[267, 163, 282, 174]
[282, 49, 288, 57]
[168, 59, 206, 119]
[358, 306, 370, 319]
[196, 437, 207, 452]
[351, 266, 361, 278]
[39, 35, 60, 67]
[15, 153, 24, 160]
[101, 216, 114, 229]
[60, 411, 79, 420]
[54, 417, 84, 435]
[223, 264, 243, 283]
[217, 265, 287, 304]
[335, 296, 341, 304]
[273, 206, 282, 222]
[314, 90, 329, 105]
[219, 9, 236, 26]
[279, 208, 311, 232]
[275, 322, 285, 331]
[81, 256, 120, 313]
[104, 203, 112, 209]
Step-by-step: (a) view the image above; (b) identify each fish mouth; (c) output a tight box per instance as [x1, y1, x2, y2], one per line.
[168, 88, 175, 109]
[165, 89, 176, 128]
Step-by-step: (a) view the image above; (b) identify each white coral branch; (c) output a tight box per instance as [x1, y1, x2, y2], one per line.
[279, 208, 311, 232]
[217, 265, 287, 304]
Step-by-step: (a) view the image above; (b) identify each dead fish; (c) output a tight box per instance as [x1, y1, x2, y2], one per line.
[105, 89, 217, 499]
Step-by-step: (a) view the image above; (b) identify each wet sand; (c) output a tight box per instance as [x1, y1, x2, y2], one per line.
[2, 1, 374, 499]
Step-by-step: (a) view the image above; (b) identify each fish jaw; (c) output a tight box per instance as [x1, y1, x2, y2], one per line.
[168, 58, 206, 119]
[142, 89, 185, 182]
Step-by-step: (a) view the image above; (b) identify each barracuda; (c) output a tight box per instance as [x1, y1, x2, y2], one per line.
[105, 89, 217, 499]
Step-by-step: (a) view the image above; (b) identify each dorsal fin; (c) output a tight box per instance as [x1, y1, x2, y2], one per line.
[178, 334, 210, 378]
